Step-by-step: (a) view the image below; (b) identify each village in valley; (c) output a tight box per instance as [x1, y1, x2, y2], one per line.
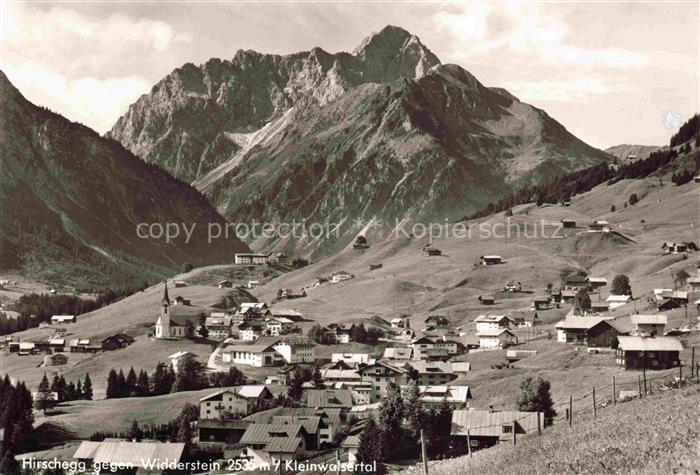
[1, 168, 699, 473]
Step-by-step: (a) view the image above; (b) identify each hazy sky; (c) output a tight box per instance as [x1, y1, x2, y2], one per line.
[1, 1, 698, 148]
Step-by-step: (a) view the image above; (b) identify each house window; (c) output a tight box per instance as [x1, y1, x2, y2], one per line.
[502, 425, 513, 433]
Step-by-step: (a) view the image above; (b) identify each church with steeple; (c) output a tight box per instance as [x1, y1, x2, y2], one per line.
[154, 281, 203, 339]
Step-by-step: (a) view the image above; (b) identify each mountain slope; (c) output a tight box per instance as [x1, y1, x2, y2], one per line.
[108, 26, 611, 257]
[0, 71, 247, 290]
[604, 144, 664, 162]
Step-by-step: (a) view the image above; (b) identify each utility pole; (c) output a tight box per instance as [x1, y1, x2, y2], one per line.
[420, 429, 428, 474]
[512, 420, 516, 445]
[335, 450, 340, 475]
[612, 376, 616, 405]
[568, 395, 573, 427]
[692, 346, 696, 378]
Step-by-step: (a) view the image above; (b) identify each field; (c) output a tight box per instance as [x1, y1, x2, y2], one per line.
[6, 177, 700, 457]
[401, 384, 700, 475]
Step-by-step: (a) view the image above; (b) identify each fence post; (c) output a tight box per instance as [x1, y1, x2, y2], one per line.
[335, 450, 340, 475]
[679, 363, 683, 390]
[569, 394, 573, 427]
[512, 419, 516, 445]
[420, 429, 428, 474]
[537, 412, 542, 436]
[638, 375, 642, 398]
[692, 346, 696, 378]
[467, 429, 472, 458]
[592, 387, 596, 419]
[612, 376, 616, 405]
[643, 366, 647, 396]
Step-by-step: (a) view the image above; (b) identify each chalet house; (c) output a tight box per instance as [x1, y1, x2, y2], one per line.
[616, 336, 683, 370]
[661, 242, 688, 254]
[50, 315, 76, 325]
[217, 280, 233, 288]
[239, 423, 307, 468]
[451, 410, 544, 450]
[358, 361, 408, 396]
[235, 253, 268, 265]
[341, 434, 361, 466]
[561, 219, 576, 228]
[412, 337, 437, 360]
[587, 277, 608, 288]
[563, 273, 589, 290]
[221, 338, 283, 367]
[101, 333, 134, 351]
[273, 338, 315, 364]
[424, 315, 449, 329]
[268, 252, 289, 265]
[239, 321, 267, 341]
[198, 419, 251, 445]
[655, 290, 689, 310]
[304, 389, 353, 412]
[200, 385, 274, 419]
[506, 349, 537, 362]
[687, 276, 700, 290]
[331, 271, 353, 283]
[480, 255, 503, 266]
[476, 328, 518, 349]
[419, 385, 472, 408]
[174, 280, 187, 288]
[390, 318, 403, 328]
[478, 295, 496, 305]
[270, 416, 323, 450]
[424, 247, 442, 256]
[69, 338, 99, 353]
[382, 347, 413, 360]
[555, 317, 629, 347]
[73, 439, 186, 474]
[47, 336, 65, 352]
[451, 362, 472, 374]
[44, 353, 68, 367]
[249, 407, 341, 446]
[206, 313, 234, 340]
[172, 296, 191, 306]
[327, 323, 355, 344]
[504, 281, 522, 292]
[9, 341, 35, 354]
[154, 282, 206, 339]
[474, 315, 514, 332]
[248, 280, 260, 289]
[631, 314, 667, 337]
[266, 317, 295, 336]
[550, 288, 562, 303]
[321, 368, 362, 386]
[533, 295, 551, 310]
[561, 289, 577, 303]
[200, 389, 249, 419]
[405, 361, 458, 386]
[434, 337, 463, 356]
[272, 309, 304, 322]
[588, 220, 610, 232]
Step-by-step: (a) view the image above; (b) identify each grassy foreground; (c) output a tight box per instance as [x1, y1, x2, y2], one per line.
[401, 384, 700, 475]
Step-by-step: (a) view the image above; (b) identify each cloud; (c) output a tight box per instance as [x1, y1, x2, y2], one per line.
[502, 78, 611, 103]
[434, 3, 647, 69]
[1, 2, 188, 132]
[4, 62, 150, 133]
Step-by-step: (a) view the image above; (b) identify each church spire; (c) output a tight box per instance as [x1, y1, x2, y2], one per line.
[162, 280, 170, 306]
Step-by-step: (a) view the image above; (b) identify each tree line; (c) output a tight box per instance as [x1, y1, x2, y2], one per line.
[34, 373, 93, 414]
[90, 403, 199, 445]
[106, 357, 245, 399]
[465, 143, 696, 221]
[0, 282, 149, 336]
[669, 113, 699, 147]
[0, 376, 36, 471]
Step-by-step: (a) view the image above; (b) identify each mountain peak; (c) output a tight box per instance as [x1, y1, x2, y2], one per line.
[353, 25, 440, 80]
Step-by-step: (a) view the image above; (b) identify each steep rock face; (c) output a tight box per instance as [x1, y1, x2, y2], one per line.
[0, 71, 247, 289]
[108, 26, 611, 257]
[108, 25, 440, 183]
[604, 144, 664, 162]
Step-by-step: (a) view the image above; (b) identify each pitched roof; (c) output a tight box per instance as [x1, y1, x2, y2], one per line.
[240, 423, 305, 453]
[419, 385, 472, 403]
[555, 317, 610, 330]
[631, 314, 668, 325]
[304, 389, 353, 408]
[73, 441, 102, 459]
[223, 337, 280, 354]
[451, 410, 543, 437]
[87, 439, 185, 468]
[474, 315, 512, 323]
[341, 434, 361, 448]
[617, 336, 683, 352]
[406, 361, 455, 375]
[476, 328, 515, 337]
[383, 347, 413, 359]
[271, 416, 322, 434]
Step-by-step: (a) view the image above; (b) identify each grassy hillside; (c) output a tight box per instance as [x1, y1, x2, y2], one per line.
[401, 384, 700, 475]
